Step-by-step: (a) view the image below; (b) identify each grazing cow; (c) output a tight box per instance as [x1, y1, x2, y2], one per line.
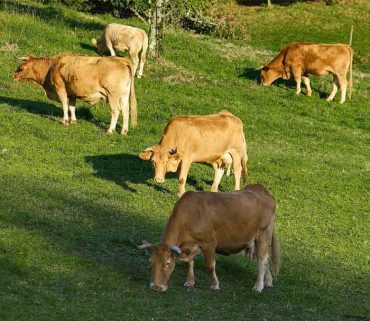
[139, 111, 247, 197]
[13, 54, 137, 134]
[138, 184, 280, 293]
[260, 43, 353, 104]
[92, 23, 148, 78]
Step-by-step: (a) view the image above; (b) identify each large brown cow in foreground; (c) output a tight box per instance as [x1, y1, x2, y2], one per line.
[92, 23, 148, 78]
[139, 111, 247, 197]
[13, 54, 137, 134]
[138, 184, 280, 292]
[260, 43, 353, 104]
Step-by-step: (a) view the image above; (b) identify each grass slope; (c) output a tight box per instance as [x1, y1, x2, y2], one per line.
[0, 1, 369, 320]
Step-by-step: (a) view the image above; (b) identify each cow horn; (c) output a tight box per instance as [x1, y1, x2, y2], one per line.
[255, 65, 264, 70]
[138, 240, 152, 250]
[91, 38, 97, 46]
[170, 245, 182, 255]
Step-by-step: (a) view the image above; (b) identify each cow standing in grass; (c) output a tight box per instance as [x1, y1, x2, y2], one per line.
[139, 184, 280, 293]
[260, 42, 353, 104]
[13, 54, 137, 134]
[139, 111, 248, 197]
[92, 23, 148, 78]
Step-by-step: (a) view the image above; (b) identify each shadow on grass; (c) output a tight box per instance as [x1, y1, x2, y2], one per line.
[80, 42, 98, 54]
[85, 153, 172, 194]
[0, 95, 109, 127]
[4, 2, 105, 32]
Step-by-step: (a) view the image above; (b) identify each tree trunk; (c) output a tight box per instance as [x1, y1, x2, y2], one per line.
[148, 0, 166, 57]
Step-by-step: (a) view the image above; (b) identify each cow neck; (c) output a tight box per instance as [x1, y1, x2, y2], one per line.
[159, 132, 176, 150]
[268, 48, 286, 70]
[32, 58, 53, 86]
[161, 214, 181, 246]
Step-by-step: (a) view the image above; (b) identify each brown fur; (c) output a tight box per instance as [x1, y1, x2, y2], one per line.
[261, 42, 353, 103]
[139, 184, 280, 292]
[13, 54, 137, 134]
[139, 111, 248, 197]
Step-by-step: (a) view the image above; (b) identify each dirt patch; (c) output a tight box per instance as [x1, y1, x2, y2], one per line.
[211, 40, 274, 62]
[1, 42, 19, 52]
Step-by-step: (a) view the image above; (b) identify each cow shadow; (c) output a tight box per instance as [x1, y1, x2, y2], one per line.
[239, 67, 261, 82]
[0, 96, 95, 124]
[80, 43, 98, 54]
[85, 153, 172, 194]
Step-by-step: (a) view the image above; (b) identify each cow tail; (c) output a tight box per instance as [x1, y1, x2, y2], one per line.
[128, 60, 137, 126]
[241, 136, 248, 185]
[348, 47, 353, 100]
[271, 226, 280, 277]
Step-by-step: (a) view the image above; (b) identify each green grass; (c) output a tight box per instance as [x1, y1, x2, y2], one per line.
[0, 1, 369, 320]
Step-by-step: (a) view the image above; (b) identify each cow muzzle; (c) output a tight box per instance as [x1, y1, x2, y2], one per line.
[150, 283, 167, 292]
[154, 177, 165, 183]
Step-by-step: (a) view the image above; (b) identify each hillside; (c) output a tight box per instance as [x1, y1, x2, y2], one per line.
[0, 1, 369, 320]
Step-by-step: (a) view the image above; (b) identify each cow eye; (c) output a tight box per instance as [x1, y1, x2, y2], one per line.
[164, 261, 170, 269]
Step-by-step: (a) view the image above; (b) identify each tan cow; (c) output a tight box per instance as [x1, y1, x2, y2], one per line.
[139, 184, 280, 293]
[260, 43, 353, 104]
[13, 54, 137, 134]
[139, 111, 248, 197]
[92, 23, 148, 78]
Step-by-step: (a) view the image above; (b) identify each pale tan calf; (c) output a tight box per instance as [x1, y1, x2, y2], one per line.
[260, 43, 353, 104]
[139, 111, 247, 197]
[13, 54, 137, 134]
[92, 23, 148, 78]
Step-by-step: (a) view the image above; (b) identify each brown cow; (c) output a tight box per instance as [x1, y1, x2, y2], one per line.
[13, 54, 137, 134]
[138, 184, 280, 293]
[92, 23, 148, 78]
[260, 43, 353, 104]
[139, 111, 247, 197]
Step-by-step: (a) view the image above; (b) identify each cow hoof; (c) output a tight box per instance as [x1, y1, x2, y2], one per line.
[339, 101, 345, 104]
[326, 98, 333, 102]
[252, 286, 263, 293]
[210, 286, 220, 292]
[62, 120, 69, 126]
[69, 119, 77, 124]
[184, 283, 195, 291]
[121, 130, 128, 135]
[137, 75, 142, 79]
[307, 92, 312, 97]
[106, 130, 114, 135]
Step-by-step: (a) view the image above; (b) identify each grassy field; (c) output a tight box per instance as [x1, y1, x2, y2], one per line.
[0, 1, 369, 320]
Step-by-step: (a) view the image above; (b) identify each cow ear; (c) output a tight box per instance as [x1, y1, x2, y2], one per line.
[262, 66, 269, 72]
[139, 147, 154, 160]
[91, 38, 97, 46]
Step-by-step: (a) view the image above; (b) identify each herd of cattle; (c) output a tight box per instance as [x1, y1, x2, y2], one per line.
[12, 22, 354, 293]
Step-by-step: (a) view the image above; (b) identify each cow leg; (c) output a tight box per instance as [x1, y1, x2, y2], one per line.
[327, 75, 339, 102]
[203, 248, 219, 291]
[107, 97, 120, 134]
[253, 233, 270, 292]
[130, 51, 139, 77]
[69, 97, 77, 124]
[178, 159, 191, 197]
[106, 40, 116, 56]
[211, 163, 224, 192]
[231, 152, 242, 190]
[302, 75, 312, 96]
[184, 260, 195, 290]
[56, 87, 69, 126]
[337, 74, 347, 104]
[120, 93, 130, 135]
[294, 72, 302, 95]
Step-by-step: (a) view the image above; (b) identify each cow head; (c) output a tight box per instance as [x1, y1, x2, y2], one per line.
[92, 38, 106, 56]
[138, 241, 181, 292]
[13, 54, 39, 82]
[260, 65, 291, 86]
[139, 145, 182, 183]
